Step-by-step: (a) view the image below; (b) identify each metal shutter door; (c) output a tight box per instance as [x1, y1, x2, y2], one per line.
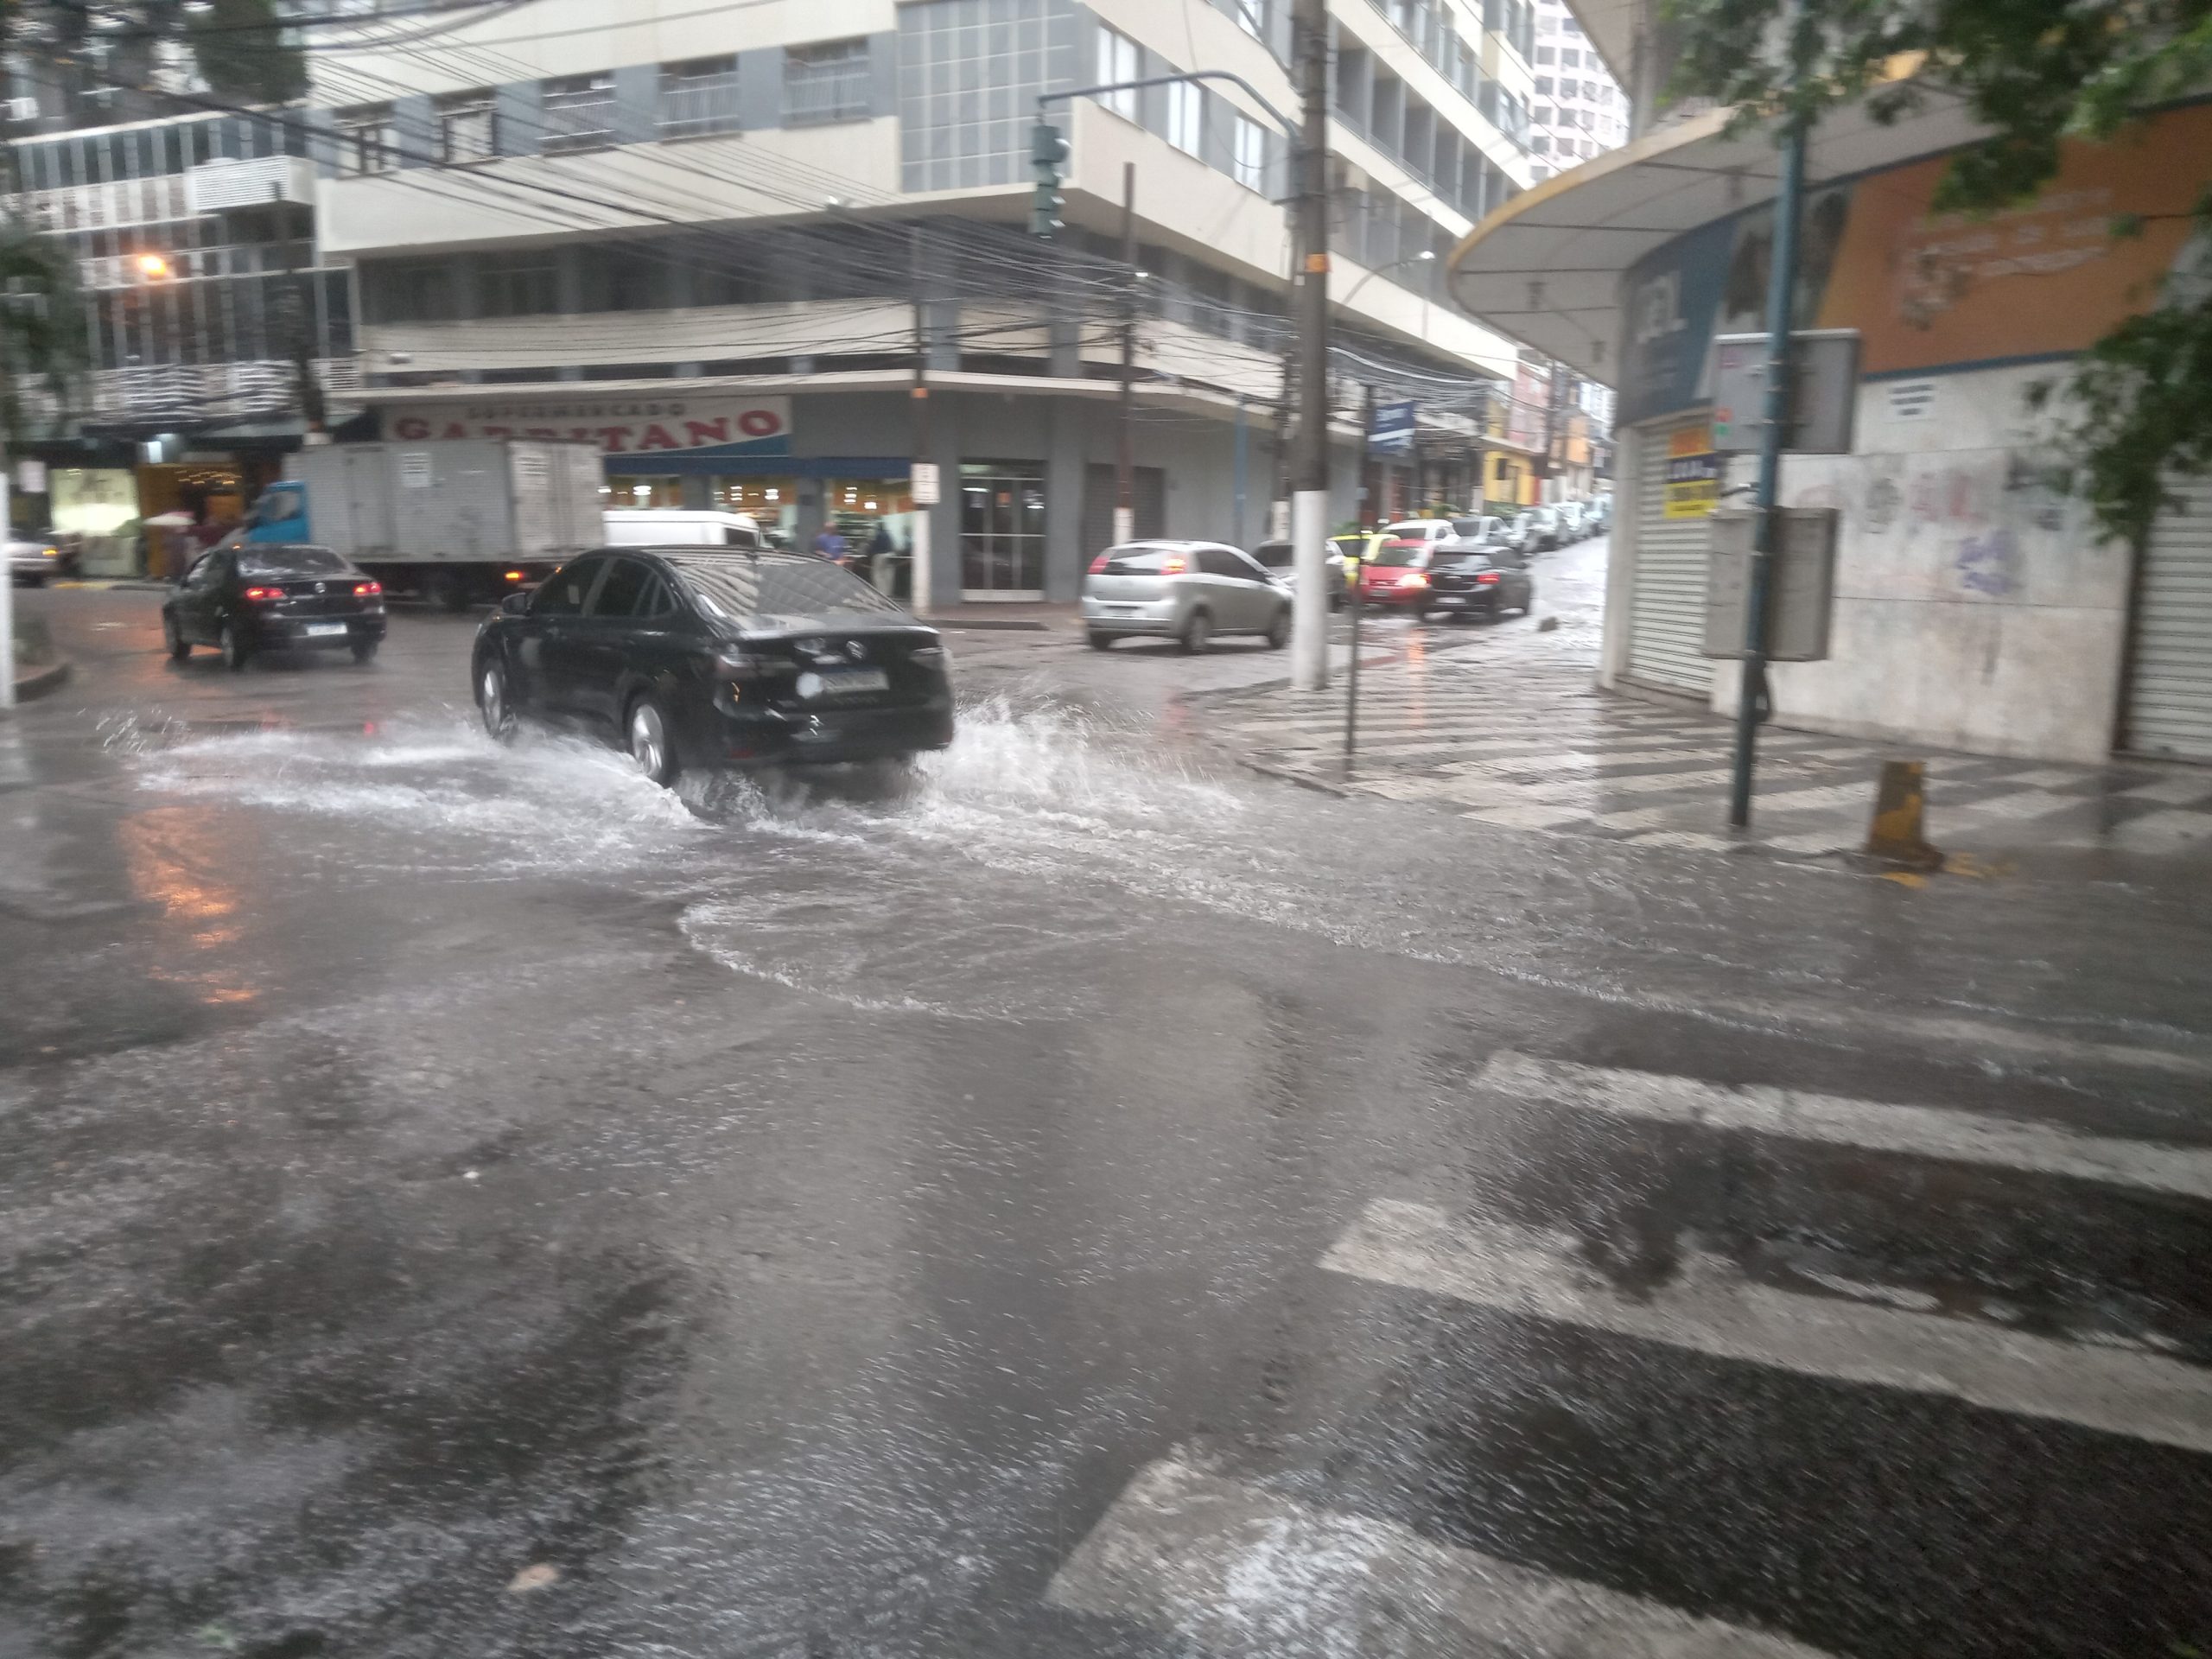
[2126, 474, 2212, 760]
[1627, 416, 1716, 695]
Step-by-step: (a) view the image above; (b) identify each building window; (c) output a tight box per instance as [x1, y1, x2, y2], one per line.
[378, 261, 453, 323]
[1231, 113, 1264, 189]
[479, 252, 556, 317]
[1166, 79, 1202, 154]
[1535, 44, 1554, 62]
[542, 73, 618, 154]
[899, 0, 1073, 194]
[1096, 25, 1139, 119]
[1535, 105, 1552, 124]
[334, 105, 395, 175]
[1532, 135, 1549, 153]
[1535, 76, 1552, 95]
[1563, 16, 1580, 33]
[1561, 47, 1580, 65]
[959, 461, 1047, 596]
[436, 90, 497, 163]
[660, 55, 741, 138]
[785, 38, 872, 126]
[1232, 0, 1267, 36]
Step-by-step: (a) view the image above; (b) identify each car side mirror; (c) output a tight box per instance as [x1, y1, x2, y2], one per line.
[499, 590, 531, 615]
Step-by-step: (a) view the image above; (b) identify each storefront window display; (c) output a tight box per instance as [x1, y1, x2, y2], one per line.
[959, 461, 1046, 598]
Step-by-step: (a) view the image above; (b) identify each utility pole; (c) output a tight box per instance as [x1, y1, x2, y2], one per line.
[1728, 112, 1807, 829]
[1116, 162, 1136, 545]
[1287, 0, 1332, 691]
[908, 221, 935, 616]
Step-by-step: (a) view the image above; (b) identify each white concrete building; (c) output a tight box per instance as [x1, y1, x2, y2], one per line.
[302, 0, 1541, 604]
[1525, 0, 1625, 181]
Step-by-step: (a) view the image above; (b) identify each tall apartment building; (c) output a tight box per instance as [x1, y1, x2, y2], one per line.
[3, 63, 357, 574]
[303, 0, 1542, 602]
[1526, 0, 1626, 181]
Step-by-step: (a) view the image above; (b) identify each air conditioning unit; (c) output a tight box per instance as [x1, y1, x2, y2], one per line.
[5, 97, 41, 123]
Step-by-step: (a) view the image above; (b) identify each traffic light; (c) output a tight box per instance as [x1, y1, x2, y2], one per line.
[1029, 121, 1068, 238]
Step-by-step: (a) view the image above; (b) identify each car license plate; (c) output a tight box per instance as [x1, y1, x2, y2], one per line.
[814, 669, 888, 696]
[302, 622, 347, 638]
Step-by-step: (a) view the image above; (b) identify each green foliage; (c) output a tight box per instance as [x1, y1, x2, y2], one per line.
[185, 0, 308, 106]
[0, 215, 86, 448]
[1662, 0, 2212, 546]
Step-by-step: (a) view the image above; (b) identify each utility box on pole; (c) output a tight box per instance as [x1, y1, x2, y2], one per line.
[1710, 329, 1859, 455]
[1703, 506, 1839, 662]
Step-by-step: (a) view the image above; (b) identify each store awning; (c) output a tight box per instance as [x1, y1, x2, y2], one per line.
[1447, 86, 1988, 386]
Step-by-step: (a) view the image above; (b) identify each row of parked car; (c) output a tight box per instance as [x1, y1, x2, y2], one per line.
[1077, 496, 1610, 651]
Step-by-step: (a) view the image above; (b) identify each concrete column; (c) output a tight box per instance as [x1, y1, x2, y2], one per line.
[681, 474, 713, 508]
[612, 64, 658, 145]
[1044, 397, 1084, 601]
[495, 83, 542, 156]
[1598, 423, 1641, 690]
[927, 397, 962, 609]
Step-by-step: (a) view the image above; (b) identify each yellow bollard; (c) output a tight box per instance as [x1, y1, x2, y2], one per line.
[1865, 760, 1942, 869]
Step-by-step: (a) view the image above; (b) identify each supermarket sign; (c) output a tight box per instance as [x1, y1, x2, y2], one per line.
[385, 395, 791, 459]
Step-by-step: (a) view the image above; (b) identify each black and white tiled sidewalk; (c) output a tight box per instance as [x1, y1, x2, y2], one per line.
[1195, 645, 2212, 860]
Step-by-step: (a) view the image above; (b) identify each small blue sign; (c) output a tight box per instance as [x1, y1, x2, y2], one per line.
[1369, 400, 1418, 455]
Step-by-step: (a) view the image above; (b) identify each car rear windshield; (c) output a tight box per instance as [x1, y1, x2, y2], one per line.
[668, 552, 904, 626]
[1096, 546, 1191, 574]
[1450, 518, 1492, 538]
[1366, 541, 1433, 569]
[239, 545, 350, 577]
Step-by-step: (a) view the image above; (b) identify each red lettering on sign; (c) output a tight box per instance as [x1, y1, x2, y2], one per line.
[685, 418, 731, 446]
[524, 427, 559, 439]
[442, 423, 468, 441]
[637, 424, 680, 451]
[595, 427, 630, 453]
[393, 416, 430, 439]
[738, 410, 782, 437]
[483, 425, 513, 440]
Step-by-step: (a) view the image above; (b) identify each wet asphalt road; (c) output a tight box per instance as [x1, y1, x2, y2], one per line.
[3, 585, 2211, 1659]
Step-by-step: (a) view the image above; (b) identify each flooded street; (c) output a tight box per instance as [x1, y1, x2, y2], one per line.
[4, 588, 2211, 1658]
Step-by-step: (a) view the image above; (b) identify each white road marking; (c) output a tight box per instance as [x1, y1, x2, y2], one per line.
[1324, 1198, 2212, 1452]
[1477, 1050, 2212, 1200]
[2123, 775, 2212, 807]
[1049, 1456, 1837, 1658]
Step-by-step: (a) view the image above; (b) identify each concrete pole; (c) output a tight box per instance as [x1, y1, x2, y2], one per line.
[909, 223, 934, 616]
[1288, 0, 1332, 691]
[1115, 163, 1137, 545]
[0, 468, 15, 710]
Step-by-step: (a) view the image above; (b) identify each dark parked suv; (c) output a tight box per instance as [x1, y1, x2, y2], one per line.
[1422, 543, 1536, 622]
[473, 547, 954, 785]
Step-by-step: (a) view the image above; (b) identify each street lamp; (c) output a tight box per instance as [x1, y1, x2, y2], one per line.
[135, 252, 171, 281]
[1338, 248, 1435, 312]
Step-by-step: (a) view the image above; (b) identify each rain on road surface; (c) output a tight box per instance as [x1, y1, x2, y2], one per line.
[3, 587, 2210, 1658]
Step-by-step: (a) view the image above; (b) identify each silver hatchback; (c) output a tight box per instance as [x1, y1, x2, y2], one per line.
[1082, 540, 1292, 652]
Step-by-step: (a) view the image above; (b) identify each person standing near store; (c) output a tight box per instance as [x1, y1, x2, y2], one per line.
[866, 519, 897, 593]
[812, 523, 847, 565]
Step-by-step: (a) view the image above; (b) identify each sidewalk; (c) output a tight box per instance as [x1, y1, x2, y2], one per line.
[1190, 608, 2212, 870]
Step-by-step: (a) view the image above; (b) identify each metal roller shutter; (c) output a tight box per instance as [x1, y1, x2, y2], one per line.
[2125, 474, 2212, 761]
[1627, 416, 1716, 695]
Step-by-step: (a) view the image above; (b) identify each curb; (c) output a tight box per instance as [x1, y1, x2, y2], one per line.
[1235, 755, 1352, 798]
[10, 659, 70, 702]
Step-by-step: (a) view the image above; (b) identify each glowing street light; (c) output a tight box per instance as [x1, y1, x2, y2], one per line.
[135, 252, 171, 280]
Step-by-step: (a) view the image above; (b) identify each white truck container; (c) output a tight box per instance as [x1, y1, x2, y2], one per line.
[246, 440, 605, 610]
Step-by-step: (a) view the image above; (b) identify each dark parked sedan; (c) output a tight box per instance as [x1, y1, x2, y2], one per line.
[163, 543, 386, 669]
[473, 546, 954, 785]
[1421, 542, 1536, 622]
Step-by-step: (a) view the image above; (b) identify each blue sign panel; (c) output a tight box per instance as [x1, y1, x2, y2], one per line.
[1368, 399, 1418, 455]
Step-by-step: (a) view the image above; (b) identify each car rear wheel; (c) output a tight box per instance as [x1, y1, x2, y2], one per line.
[1085, 630, 1114, 651]
[162, 613, 189, 660]
[478, 660, 517, 742]
[1180, 610, 1212, 655]
[219, 620, 250, 671]
[626, 693, 679, 788]
[1264, 608, 1290, 649]
[351, 639, 379, 664]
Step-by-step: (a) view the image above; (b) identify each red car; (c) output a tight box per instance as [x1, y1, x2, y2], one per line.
[1355, 538, 1446, 612]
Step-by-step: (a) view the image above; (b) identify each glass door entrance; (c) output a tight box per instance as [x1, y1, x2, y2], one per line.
[958, 461, 1046, 599]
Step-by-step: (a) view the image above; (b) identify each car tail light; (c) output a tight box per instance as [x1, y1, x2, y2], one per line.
[505, 569, 525, 582]
[1476, 571, 1501, 586]
[1395, 571, 1429, 588]
[353, 580, 382, 596]
[242, 585, 283, 601]
[1160, 554, 1188, 575]
[1088, 553, 1109, 574]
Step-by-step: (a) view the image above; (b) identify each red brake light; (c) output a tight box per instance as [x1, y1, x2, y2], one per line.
[505, 569, 525, 582]
[1089, 553, 1109, 573]
[1160, 555, 1189, 575]
[353, 580, 382, 596]
[1476, 571, 1501, 586]
[242, 585, 282, 601]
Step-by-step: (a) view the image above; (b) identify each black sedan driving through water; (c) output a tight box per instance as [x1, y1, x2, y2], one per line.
[472, 546, 955, 785]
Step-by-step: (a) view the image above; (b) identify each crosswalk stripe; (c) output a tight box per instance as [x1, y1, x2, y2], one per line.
[1478, 1051, 2212, 1200]
[1049, 1456, 1837, 1657]
[1323, 1198, 2212, 1452]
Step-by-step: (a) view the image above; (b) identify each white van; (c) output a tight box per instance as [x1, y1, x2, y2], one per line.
[601, 508, 766, 550]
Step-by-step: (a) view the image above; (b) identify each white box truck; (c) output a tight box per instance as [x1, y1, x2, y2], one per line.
[237, 440, 605, 610]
